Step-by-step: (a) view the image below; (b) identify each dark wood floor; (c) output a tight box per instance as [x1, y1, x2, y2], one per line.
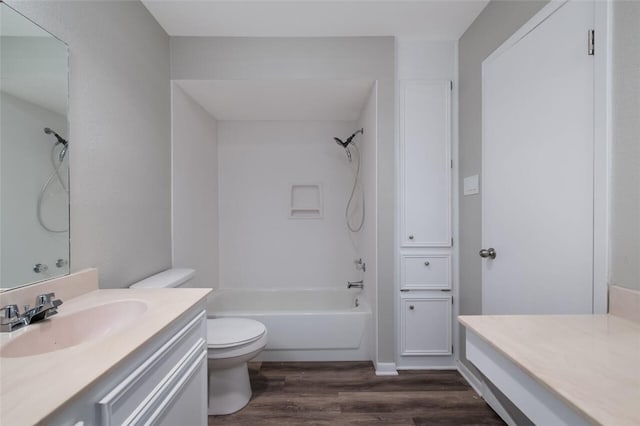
[208, 362, 505, 425]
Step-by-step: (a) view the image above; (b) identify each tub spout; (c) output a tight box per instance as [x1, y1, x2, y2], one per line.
[347, 280, 364, 289]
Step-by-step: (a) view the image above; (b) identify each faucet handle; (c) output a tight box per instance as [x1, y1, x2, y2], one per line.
[35, 293, 55, 306]
[1, 304, 20, 322]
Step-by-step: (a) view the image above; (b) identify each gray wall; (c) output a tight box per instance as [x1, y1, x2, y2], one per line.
[7, 1, 172, 288]
[458, 0, 547, 364]
[610, 0, 640, 291]
[170, 36, 396, 363]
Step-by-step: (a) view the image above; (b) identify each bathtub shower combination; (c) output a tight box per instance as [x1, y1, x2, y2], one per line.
[207, 289, 372, 361]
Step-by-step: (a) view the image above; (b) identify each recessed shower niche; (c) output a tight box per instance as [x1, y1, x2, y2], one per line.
[289, 184, 323, 219]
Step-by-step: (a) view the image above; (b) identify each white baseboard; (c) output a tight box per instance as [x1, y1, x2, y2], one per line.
[456, 360, 516, 426]
[375, 362, 398, 376]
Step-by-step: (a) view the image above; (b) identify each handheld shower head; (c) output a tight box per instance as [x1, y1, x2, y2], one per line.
[44, 127, 68, 146]
[334, 137, 348, 148]
[333, 128, 363, 161]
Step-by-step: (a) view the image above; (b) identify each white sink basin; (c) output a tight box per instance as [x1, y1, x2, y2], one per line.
[0, 300, 148, 358]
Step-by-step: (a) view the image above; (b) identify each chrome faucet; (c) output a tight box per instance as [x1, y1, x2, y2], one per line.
[1, 293, 63, 332]
[347, 280, 364, 289]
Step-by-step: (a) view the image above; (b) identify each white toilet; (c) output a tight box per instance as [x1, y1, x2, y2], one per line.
[130, 268, 267, 415]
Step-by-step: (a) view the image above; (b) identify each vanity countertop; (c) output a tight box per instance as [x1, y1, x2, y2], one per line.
[0, 287, 211, 425]
[459, 314, 640, 425]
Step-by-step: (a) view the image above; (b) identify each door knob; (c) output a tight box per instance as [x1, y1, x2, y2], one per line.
[479, 248, 497, 259]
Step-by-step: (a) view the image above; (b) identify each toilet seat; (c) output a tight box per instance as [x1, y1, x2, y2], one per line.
[207, 318, 266, 348]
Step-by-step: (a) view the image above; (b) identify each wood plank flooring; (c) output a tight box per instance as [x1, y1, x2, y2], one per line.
[208, 362, 505, 426]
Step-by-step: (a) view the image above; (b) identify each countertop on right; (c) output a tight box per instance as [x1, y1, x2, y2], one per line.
[459, 314, 640, 425]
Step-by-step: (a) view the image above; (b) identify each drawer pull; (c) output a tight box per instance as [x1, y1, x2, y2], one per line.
[408, 235, 414, 240]
[409, 305, 415, 310]
[424, 261, 430, 266]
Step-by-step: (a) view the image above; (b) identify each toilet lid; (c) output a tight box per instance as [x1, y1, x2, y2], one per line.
[207, 318, 266, 348]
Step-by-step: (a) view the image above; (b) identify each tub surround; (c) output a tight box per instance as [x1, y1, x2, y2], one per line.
[459, 314, 640, 425]
[0, 270, 210, 425]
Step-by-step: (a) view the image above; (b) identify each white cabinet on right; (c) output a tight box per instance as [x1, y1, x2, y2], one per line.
[400, 295, 452, 356]
[399, 80, 452, 248]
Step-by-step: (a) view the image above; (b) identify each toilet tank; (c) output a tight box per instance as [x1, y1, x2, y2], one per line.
[130, 268, 195, 289]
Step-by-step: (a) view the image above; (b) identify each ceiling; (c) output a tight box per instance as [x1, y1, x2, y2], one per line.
[142, 0, 488, 39]
[175, 79, 375, 121]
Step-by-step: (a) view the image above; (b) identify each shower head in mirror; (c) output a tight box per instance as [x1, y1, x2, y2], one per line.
[44, 127, 68, 146]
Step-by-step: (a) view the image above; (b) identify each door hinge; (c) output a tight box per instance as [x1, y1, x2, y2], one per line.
[588, 29, 595, 55]
[450, 81, 453, 91]
[451, 237, 454, 247]
[451, 296, 454, 305]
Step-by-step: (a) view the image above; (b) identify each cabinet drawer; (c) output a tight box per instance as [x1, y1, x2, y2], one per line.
[401, 255, 451, 290]
[98, 310, 207, 426]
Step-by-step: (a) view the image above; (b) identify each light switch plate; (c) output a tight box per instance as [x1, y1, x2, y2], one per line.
[464, 175, 479, 196]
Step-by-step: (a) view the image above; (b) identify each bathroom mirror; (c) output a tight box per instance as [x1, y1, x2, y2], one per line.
[0, 3, 69, 290]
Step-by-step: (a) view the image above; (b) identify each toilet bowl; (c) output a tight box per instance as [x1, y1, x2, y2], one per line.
[129, 269, 267, 416]
[207, 318, 267, 415]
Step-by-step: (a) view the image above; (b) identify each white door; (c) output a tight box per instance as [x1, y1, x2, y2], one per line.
[482, 0, 595, 314]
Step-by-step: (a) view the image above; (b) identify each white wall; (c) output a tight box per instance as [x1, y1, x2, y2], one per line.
[1, 92, 68, 286]
[355, 85, 378, 363]
[610, 0, 640, 291]
[218, 120, 361, 288]
[171, 84, 219, 289]
[7, 1, 172, 289]
[397, 40, 457, 80]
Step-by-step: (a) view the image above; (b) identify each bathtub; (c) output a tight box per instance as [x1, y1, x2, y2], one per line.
[207, 289, 372, 361]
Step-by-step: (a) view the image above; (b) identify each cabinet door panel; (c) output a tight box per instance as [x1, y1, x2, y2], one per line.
[401, 296, 452, 355]
[98, 311, 206, 425]
[400, 80, 451, 247]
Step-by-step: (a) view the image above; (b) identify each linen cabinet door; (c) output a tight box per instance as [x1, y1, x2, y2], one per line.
[400, 80, 452, 247]
[400, 296, 452, 356]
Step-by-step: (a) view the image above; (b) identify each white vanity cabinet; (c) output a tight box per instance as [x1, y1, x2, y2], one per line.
[47, 305, 208, 426]
[397, 79, 454, 369]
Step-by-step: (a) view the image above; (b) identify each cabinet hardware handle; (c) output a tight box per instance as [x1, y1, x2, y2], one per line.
[424, 261, 430, 266]
[408, 235, 414, 240]
[409, 305, 415, 310]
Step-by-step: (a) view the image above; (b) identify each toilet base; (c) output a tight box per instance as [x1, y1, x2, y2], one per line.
[207, 362, 252, 415]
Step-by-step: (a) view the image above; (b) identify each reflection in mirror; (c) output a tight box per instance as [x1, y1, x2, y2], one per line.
[0, 3, 69, 290]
